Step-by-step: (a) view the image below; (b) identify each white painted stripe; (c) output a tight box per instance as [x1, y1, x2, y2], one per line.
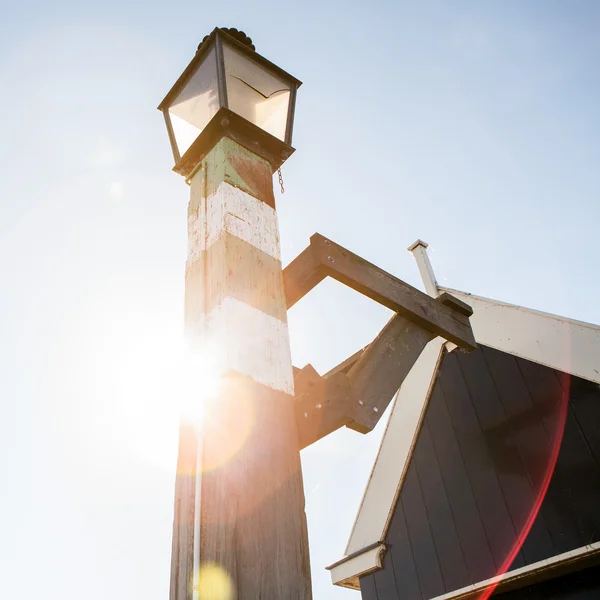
[327, 543, 386, 590]
[440, 287, 600, 385]
[188, 182, 281, 263]
[429, 541, 600, 600]
[344, 337, 446, 556]
[192, 297, 294, 395]
[187, 214, 205, 265]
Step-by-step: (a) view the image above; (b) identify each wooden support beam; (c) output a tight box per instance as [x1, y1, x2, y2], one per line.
[311, 234, 475, 350]
[437, 291, 473, 316]
[295, 372, 354, 450]
[283, 234, 476, 350]
[283, 243, 325, 309]
[288, 236, 477, 447]
[324, 347, 365, 377]
[294, 364, 322, 397]
[293, 316, 436, 446]
[346, 313, 436, 433]
[293, 353, 365, 448]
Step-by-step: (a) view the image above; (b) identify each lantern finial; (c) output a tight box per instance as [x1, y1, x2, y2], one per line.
[197, 28, 255, 53]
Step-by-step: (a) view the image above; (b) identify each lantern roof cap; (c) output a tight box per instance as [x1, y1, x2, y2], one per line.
[198, 28, 255, 53]
[158, 27, 301, 112]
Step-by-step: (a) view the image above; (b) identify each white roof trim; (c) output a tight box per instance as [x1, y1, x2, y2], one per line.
[429, 541, 600, 600]
[439, 287, 600, 385]
[330, 287, 600, 588]
[327, 543, 386, 590]
[328, 336, 445, 589]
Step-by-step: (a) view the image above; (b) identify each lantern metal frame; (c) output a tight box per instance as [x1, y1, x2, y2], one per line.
[158, 28, 302, 177]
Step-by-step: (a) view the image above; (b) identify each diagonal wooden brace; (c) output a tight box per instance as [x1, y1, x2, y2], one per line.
[294, 315, 435, 447]
[287, 233, 476, 449]
[295, 371, 354, 450]
[346, 313, 436, 433]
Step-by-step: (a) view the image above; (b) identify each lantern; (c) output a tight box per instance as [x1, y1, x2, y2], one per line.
[158, 27, 301, 178]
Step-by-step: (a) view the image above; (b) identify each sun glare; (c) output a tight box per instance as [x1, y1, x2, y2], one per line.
[172, 340, 225, 428]
[111, 331, 226, 472]
[50, 296, 228, 474]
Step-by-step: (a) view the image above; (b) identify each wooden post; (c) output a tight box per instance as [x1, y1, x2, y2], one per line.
[169, 137, 312, 599]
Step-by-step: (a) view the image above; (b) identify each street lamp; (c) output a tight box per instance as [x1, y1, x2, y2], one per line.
[163, 27, 312, 600]
[158, 27, 302, 178]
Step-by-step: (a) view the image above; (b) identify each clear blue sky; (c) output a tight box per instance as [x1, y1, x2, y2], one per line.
[1, 1, 599, 599]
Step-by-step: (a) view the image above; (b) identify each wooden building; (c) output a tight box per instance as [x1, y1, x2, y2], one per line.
[328, 253, 600, 599]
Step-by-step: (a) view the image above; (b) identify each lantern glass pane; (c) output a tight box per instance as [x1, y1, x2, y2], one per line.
[168, 47, 220, 156]
[223, 43, 291, 141]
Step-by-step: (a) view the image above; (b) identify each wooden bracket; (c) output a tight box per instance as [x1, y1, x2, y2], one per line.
[286, 234, 477, 449]
[284, 233, 475, 349]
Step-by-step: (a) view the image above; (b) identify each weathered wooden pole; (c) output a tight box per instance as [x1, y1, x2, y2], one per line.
[160, 28, 311, 600]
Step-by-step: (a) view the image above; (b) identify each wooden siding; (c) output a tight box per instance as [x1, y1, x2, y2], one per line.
[360, 345, 600, 600]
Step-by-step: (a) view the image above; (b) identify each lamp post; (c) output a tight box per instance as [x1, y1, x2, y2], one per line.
[160, 28, 311, 599]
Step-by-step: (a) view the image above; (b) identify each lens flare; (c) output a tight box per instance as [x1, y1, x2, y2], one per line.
[199, 373, 255, 473]
[193, 562, 235, 600]
[176, 340, 225, 428]
[479, 373, 571, 600]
